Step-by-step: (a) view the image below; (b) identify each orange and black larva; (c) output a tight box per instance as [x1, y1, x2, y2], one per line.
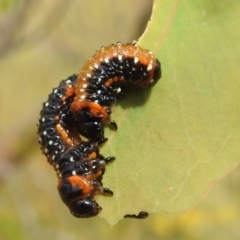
[37, 74, 115, 217]
[37, 42, 161, 218]
[71, 42, 161, 143]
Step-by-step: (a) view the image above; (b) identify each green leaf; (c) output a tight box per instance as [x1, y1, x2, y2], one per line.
[97, 0, 240, 225]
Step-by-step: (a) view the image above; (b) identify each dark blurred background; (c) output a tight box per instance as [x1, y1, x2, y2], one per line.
[0, 1, 240, 239]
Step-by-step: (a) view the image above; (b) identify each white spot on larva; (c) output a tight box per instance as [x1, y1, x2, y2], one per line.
[143, 72, 147, 76]
[59, 173, 62, 178]
[53, 89, 58, 94]
[132, 40, 137, 46]
[113, 52, 117, 56]
[120, 66, 123, 69]
[80, 95, 86, 100]
[97, 78, 101, 83]
[132, 67, 136, 71]
[87, 73, 91, 78]
[118, 55, 123, 61]
[72, 170, 77, 176]
[104, 58, 109, 63]
[94, 100, 99, 103]
[41, 117, 45, 122]
[38, 137, 42, 143]
[134, 57, 139, 64]
[49, 140, 53, 145]
[61, 149, 64, 152]
[149, 79, 154, 83]
[52, 155, 56, 161]
[70, 157, 74, 162]
[82, 84, 88, 88]
[43, 131, 47, 136]
[147, 64, 152, 71]
[94, 122, 98, 125]
[56, 164, 59, 169]
[97, 90, 101, 94]
[100, 58, 103, 62]
[82, 77, 86, 81]
[55, 150, 58, 154]
[80, 89, 84, 92]
[45, 148, 48, 154]
[45, 102, 49, 107]
[66, 79, 71, 84]
[117, 87, 121, 93]
[94, 63, 99, 69]
[99, 160, 105, 165]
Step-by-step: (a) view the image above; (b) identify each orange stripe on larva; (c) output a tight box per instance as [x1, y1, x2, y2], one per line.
[56, 123, 74, 147]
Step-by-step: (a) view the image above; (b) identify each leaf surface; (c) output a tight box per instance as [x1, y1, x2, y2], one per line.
[98, 0, 240, 225]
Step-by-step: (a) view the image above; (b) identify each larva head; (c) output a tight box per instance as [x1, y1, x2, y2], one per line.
[153, 59, 161, 83]
[69, 199, 102, 218]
